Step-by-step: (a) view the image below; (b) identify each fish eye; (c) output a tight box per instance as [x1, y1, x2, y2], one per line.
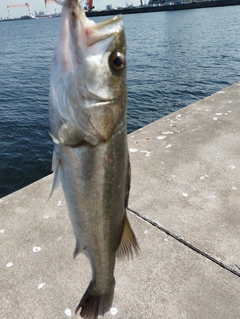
[109, 52, 125, 74]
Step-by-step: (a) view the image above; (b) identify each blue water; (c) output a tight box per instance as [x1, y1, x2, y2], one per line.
[0, 6, 240, 198]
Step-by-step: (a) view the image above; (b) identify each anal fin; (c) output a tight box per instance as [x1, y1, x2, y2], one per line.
[116, 215, 140, 260]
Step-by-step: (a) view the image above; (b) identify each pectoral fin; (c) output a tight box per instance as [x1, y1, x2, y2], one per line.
[50, 121, 100, 147]
[73, 241, 81, 259]
[57, 122, 85, 146]
[48, 149, 61, 200]
[116, 215, 140, 260]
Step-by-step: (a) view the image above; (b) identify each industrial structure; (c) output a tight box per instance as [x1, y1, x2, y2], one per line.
[7, 3, 35, 19]
[84, 0, 94, 11]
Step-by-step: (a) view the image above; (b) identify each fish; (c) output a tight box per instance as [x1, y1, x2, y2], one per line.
[48, 0, 139, 318]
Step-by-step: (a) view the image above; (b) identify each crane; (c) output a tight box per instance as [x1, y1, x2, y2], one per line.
[7, 3, 33, 19]
[86, 0, 94, 11]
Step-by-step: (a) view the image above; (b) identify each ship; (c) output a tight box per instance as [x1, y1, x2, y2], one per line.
[85, 0, 240, 17]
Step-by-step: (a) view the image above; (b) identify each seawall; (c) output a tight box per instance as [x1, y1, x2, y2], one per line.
[1, 83, 240, 318]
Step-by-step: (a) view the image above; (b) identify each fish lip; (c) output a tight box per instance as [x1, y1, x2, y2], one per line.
[86, 15, 123, 46]
[90, 15, 122, 30]
[60, 0, 123, 46]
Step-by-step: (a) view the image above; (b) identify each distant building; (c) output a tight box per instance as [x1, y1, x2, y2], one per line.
[35, 10, 45, 17]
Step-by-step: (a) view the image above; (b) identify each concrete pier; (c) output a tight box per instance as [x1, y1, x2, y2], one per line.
[1, 83, 240, 318]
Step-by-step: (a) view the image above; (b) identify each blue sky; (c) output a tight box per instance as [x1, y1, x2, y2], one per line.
[0, 0, 141, 18]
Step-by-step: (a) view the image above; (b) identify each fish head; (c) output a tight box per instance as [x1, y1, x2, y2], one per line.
[50, 0, 127, 145]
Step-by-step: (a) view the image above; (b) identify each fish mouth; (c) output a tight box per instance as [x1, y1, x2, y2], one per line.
[84, 15, 123, 47]
[55, 0, 123, 67]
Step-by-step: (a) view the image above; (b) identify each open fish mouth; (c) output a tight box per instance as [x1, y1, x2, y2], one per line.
[54, 0, 123, 69]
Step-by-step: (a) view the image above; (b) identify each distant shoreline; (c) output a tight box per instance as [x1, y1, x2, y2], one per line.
[1, 0, 240, 22]
[86, 0, 240, 17]
[0, 15, 60, 22]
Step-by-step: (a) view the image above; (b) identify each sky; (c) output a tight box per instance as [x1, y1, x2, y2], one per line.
[0, 0, 142, 18]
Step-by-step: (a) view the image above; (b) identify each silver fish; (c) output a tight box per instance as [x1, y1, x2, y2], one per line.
[48, 0, 139, 318]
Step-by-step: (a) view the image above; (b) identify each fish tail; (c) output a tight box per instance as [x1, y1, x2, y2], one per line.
[75, 281, 115, 318]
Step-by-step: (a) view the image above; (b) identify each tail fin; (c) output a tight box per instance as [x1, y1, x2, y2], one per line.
[75, 281, 114, 318]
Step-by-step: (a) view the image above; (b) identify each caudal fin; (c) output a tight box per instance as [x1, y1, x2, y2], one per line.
[75, 282, 114, 318]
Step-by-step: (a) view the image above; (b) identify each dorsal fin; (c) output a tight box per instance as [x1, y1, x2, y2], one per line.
[116, 215, 140, 260]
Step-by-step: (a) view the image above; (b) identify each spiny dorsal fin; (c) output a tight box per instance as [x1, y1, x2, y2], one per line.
[116, 215, 140, 260]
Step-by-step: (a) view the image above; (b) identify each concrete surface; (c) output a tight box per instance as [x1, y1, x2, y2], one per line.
[1, 83, 240, 318]
[128, 82, 240, 274]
